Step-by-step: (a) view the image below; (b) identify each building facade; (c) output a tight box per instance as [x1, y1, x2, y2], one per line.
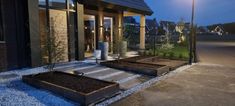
[0, 0, 153, 71]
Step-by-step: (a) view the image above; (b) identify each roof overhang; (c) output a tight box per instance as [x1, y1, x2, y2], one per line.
[83, 0, 153, 16]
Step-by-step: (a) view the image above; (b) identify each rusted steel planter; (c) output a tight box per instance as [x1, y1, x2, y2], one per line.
[121, 56, 152, 63]
[101, 60, 169, 76]
[22, 71, 119, 106]
[136, 56, 188, 70]
[118, 56, 188, 71]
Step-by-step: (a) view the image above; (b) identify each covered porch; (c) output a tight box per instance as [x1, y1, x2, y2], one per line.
[82, 0, 153, 58]
[35, 0, 153, 67]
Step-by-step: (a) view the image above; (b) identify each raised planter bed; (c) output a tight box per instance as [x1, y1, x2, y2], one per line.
[100, 60, 169, 76]
[121, 56, 152, 63]
[136, 57, 188, 70]
[22, 71, 119, 106]
[120, 56, 188, 71]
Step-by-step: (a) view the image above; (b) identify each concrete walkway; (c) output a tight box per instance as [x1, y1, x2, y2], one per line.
[55, 63, 152, 90]
[111, 41, 235, 106]
[197, 41, 235, 68]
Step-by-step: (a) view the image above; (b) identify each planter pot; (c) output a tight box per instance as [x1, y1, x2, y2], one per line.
[138, 49, 145, 56]
[120, 41, 127, 57]
[94, 50, 101, 60]
[99, 42, 109, 60]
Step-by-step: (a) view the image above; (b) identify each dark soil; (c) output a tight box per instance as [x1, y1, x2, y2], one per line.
[120, 56, 187, 70]
[31, 72, 113, 94]
[137, 57, 188, 70]
[121, 56, 152, 62]
[102, 60, 164, 70]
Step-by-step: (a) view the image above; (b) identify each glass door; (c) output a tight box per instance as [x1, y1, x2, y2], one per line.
[84, 15, 96, 57]
[104, 17, 113, 53]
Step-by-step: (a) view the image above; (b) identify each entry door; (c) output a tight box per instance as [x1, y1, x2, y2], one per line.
[84, 15, 96, 57]
[104, 17, 114, 53]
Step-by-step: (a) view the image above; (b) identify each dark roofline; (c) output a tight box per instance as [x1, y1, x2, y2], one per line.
[39, 0, 153, 15]
[84, 0, 153, 15]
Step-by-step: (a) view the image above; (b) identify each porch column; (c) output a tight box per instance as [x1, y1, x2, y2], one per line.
[118, 12, 124, 41]
[140, 15, 146, 50]
[28, 0, 42, 67]
[76, 2, 85, 60]
[98, 8, 104, 42]
[114, 11, 123, 53]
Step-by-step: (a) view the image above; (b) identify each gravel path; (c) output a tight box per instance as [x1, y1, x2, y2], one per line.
[0, 61, 192, 106]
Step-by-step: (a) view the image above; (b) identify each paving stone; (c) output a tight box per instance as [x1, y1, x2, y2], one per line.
[0, 74, 18, 80]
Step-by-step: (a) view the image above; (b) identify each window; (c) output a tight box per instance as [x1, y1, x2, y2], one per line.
[0, 2, 4, 42]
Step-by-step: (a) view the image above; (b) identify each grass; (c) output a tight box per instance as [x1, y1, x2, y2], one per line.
[146, 45, 189, 60]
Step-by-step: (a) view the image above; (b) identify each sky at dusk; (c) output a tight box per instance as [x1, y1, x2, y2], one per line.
[144, 0, 235, 26]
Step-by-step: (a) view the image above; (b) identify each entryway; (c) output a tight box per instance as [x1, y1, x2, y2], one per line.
[84, 14, 114, 58]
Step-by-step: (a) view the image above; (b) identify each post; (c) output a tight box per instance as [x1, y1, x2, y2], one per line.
[193, 25, 198, 62]
[140, 15, 146, 50]
[66, 0, 72, 61]
[27, 0, 42, 67]
[114, 11, 123, 54]
[75, 2, 85, 60]
[118, 12, 124, 42]
[189, 0, 195, 65]
[45, 0, 52, 64]
[98, 8, 104, 42]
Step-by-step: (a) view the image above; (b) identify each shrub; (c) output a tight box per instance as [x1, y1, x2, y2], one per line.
[149, 49, 154, 56]
[163, 52, 167, 57]
[179, 54, 183, 59]
[169, 52, 175, 59]
[155, 52, 159, 56]
[144, 50, 150, 56]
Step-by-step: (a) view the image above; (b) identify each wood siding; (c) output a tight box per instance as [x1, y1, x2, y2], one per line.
[0, 43, 7, 71]
[1, 0, 31, 70]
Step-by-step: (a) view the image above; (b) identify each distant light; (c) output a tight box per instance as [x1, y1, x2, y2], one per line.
[71, 3, 75, 7]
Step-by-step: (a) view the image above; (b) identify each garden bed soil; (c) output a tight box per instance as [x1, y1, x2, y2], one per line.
[100, 60, 169, 76]
[120, 56, 188, 71]
[136, 57, 188, 70]
[22, 71, 119, 106]
[121, 56, 152, 63]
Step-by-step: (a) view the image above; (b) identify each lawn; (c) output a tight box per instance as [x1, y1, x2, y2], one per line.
[146, 45, 189, 60]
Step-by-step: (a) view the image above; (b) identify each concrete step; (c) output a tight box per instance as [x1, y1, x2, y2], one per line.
[119, 75, 152, 90]
[104, 72, 137, 82]
[55, 63, 153, 90]
[55, 63, 92, 71]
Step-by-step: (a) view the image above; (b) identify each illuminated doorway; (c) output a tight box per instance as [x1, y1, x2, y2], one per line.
[84, 15, 96, 58]
[104, 17, 114, 53]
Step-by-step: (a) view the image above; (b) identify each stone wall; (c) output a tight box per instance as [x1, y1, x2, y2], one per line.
[39, 9, 69, 64]
[0, 43, 7, 71]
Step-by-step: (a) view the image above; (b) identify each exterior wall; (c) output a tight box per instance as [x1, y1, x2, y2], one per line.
[28, 0, 42, 67]
[76, 3, 85, 60]
[0, 43, 7, 71]
[39, 9, 69, 64]
[50, 9, 69, 62]
[1, 0, 31, 70]
[39, 10, 48, 64]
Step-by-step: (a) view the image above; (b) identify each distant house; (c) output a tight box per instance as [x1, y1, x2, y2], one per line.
[159, 21, 176, 34]
[183, 23, 191, 34]
[146, 18, 159, 37]
[211, 26, 225, 35]
[197, 26, 210, 34]
[123, 17, 140, 45]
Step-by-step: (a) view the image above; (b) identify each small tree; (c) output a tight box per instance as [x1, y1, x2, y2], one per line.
[176, 19, 186, 44]
[161, 24, 174, 50]
[44, 18, 65, 71]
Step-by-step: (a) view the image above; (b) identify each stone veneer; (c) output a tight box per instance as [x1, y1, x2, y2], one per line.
[0, 42, 7, 71]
